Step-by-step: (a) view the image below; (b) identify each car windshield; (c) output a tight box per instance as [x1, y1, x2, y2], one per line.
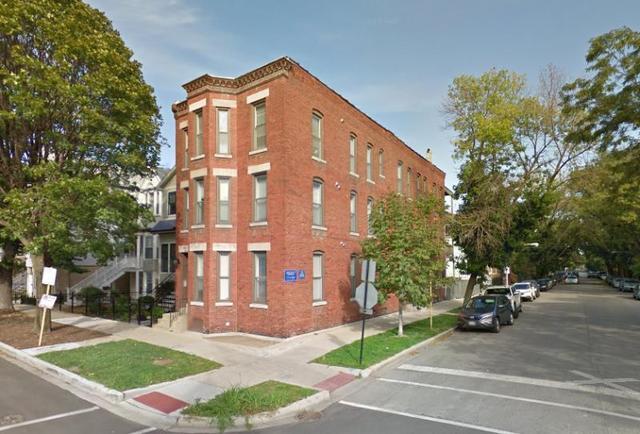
[513, 283, 529, 290]
[486, 288, 508, 295]
[464, 297, 496, 313]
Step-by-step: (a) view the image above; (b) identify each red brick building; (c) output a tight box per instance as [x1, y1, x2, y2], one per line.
[172, 57, 446, 337]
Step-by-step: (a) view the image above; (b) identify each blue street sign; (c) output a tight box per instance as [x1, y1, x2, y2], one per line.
[284, 270, 298, 282]
[298, 270, 306, 280]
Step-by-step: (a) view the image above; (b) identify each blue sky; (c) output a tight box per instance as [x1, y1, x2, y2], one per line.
[87, 0, 639, 188]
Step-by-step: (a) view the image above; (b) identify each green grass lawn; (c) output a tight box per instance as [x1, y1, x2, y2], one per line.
[38, 339, 221, 391]
[183, 380, 316, 432]
[313, 313, 458, 369]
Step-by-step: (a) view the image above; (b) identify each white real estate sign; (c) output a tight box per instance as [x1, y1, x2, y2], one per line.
[42, 267, 57, 286]
[38, 294, 57, 310]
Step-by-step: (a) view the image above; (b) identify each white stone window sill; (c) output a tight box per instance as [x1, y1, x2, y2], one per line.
[349, 172, 360, 178]
[249, 148, 268, 156]
[312, 300, 327, 307]
[215, 301, 233, 307]
[190, 155, 205, 161]
[250, 221, 268, 227]
[311, 156, 327, 164]
[379, 174, 386, 179]
[215, 224, 233, 229]
[249, 303, 268, 309]
[190, 301, 204, 307]
[191, 224, 205, 229]
[180, 230, 189, 234]
[366, 179, 376, 185]
[312, 225, 327, 231]
[367, 234, 375, 239]
[215, 153, 232, 159]
[349, 232, 360, 237]
[181, 167, 190, 172]
[350, 297, 357, 302]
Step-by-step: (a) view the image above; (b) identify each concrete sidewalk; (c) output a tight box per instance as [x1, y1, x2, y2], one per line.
[18, 299, 462, 426]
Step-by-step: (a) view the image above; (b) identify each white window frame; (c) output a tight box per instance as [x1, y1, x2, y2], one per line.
[350, 191, 358, 233]
[312, 112, 323, 160]
[253, 173, 267, 223]
[312, 178, 324, 227]
[195, 110, 204, 157]
[253, 251, 267, 303]
[217, 177, 231, 225]
[183, 129, 189, 168]
[397, 161, 403, 193]
[217, 108, 230, 155]
[218, 251, 231, 301]
[378, 149, 384, 177]
[194, 252, 204, 302]
[312, 252, 324, 302]
[194, 178, 205, 225]
[349, 135, 357, 175]
[367, 197, 374, 236]
[253, 101, 266, 151]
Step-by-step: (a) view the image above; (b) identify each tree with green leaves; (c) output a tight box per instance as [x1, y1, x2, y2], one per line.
[444, 67, 591, 302]
[0, 0, 162, 313]
[361, 193, 447, 336]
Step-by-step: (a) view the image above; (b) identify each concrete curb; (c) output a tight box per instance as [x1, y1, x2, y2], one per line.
[0, 340, 125, 403]
[175, 389, 330, 432]
[323, 326, 457, 378]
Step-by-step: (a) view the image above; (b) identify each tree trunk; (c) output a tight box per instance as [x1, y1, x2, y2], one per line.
[398, 303, 404, 337]
[31, 253, 44, 330]
[463, 273, 478, 305]
[0, 240, 15, 312]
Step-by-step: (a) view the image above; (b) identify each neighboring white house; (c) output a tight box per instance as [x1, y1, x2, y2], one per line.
[18, 167, 177, 299]
[444, 187, 472, 298]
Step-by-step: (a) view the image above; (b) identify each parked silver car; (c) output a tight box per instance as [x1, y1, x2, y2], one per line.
[620, 279, 640, 293]
[484, 286, 522, 318]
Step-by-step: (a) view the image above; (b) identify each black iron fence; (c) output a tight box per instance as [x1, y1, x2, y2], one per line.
[64, 289, 174, 327]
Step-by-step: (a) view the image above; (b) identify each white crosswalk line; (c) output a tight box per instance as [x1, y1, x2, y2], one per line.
[339, 400, 519, 434]
[398, 364, 640, 401]
[570, 370, 639, 393]
[0, 406, 100, 432]
[126, 428, 157, 434]
[378, 378, 640, 423]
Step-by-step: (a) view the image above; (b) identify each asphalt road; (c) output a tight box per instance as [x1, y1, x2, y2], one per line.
[1, 279, 638, 434]
[259, 278, 640, 434]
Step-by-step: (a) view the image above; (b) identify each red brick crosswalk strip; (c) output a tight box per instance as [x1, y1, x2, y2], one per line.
[314, 372, 356, 392]
[134, 391, 188, 414]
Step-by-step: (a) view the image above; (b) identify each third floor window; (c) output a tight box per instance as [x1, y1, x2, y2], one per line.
[312, 179, 324, 227]
[253, 102, 266, 151]
[195, 110, 204, 156]
[349, 135, 357, 174]
[217, 109, 230, 155]
[312, 113, 323, 159]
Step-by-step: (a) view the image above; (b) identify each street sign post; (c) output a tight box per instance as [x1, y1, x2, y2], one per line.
[38, 267, 57, 347]
[504, 266, 511, 287]
[356, 259, 377, 366]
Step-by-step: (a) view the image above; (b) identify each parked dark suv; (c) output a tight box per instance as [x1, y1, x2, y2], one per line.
[458, 295, 514, 333]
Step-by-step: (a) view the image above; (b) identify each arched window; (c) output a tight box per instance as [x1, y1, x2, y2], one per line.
[312, 178, 324, 227]
[311, 111, 323, 159]
[350, 191, 358, 233]
[367, 197, 374, 236]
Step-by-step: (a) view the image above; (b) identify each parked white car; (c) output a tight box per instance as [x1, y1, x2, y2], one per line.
[484, 285, 522, 317]
[511, 282, 536, 301]
[565, 273, 579, 284]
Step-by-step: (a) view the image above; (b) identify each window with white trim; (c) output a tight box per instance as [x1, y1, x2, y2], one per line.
[253, 173, 267, 222]
[350, 191, 358, 233]
[397, 161, 403, 193]
[217, 108, 230, 155]
[161, 243, 176, 273]
[218, 251, 231, 301]
[349, 134, 357, 174]
[253, 251, 267, 303]
[407, 168, 412, 197]
[194, 178, 204, 225]
[166, 191, 176, 216]
[366, 144, 373, 181]
[183, 129, 189, 167]
[195, 110, 204, 156]
[182, 187, 189, 228]
[312, 178, 324, 226]
[194, 252, 204, 302]
[217, 177, 230, 225]
[367, 197, 374, 236]
[350, 254, 358, 297]
[253, 102, 266, 151]
[312, 112, 322, 159]
[378, 149, 384, 177]
[313, 252, 324, 301]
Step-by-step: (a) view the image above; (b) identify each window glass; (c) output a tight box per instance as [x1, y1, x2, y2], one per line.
[313, 252, 323, 301]
[195, 179, 204, 225]
[218, 177, 230, 224]
[349, 135, 357, 174]
[167, 191, 177, 216]
[194, 252, 204, 301]
[253, 102, 266, 150]
[397, 161, 403, 193]
[219, 252, 230, 300]
[253, 174, 267, 222]
[367, 197, 374, 236]
[378, 149, 384, 176]
[350, 191, 357, 233]
[253, 252, 267, 302]
[350, 255, 357, 297]
[366, 145, 373, 181]
[195, 110, 203, 156]
[183, 129, 189, 167]
[312, 179, 323, 226]
[217, 109, 230, 155]
[312, 113, 322, 159]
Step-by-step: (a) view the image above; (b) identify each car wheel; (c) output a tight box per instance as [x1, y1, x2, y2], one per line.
[514, 308, 520, 319]
[507, 312, 514, 325]
[492, 318, 501, 333]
